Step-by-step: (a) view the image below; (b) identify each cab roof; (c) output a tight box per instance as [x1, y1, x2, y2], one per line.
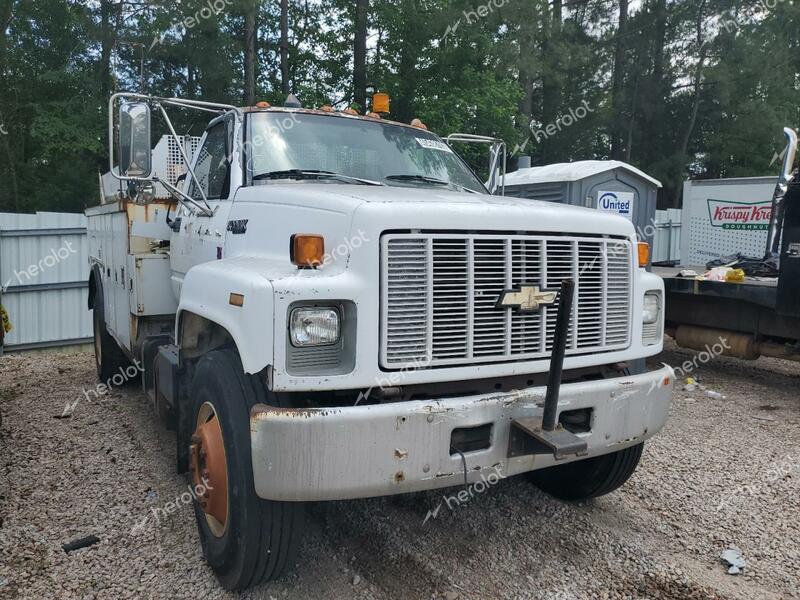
[240, 105, 430, 133]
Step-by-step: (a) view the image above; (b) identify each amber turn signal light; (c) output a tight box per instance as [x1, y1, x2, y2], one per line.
[637, 241, 650, 268]
[291, 234, 325, 268]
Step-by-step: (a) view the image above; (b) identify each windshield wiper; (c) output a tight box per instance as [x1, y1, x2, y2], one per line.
[385, 174, 478, 193]
[252, 169, 383, 186]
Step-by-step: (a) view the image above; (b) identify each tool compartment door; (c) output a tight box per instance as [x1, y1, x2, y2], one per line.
[128, 253, 178, 316]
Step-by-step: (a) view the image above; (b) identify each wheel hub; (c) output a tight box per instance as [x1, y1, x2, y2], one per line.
[190, 404, 228, 536]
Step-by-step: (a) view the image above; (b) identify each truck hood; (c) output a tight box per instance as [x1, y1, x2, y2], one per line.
[233, 183, 637, 239]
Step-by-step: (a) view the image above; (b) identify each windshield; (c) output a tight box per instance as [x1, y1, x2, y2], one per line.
[247, 112, 487, 194]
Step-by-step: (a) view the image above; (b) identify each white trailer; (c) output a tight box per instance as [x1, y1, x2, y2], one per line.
[679, 176, 777, 266]
[87, 93, 673, 591]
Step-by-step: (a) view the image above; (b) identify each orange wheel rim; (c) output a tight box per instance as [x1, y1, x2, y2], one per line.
[190, 402, 229, 537]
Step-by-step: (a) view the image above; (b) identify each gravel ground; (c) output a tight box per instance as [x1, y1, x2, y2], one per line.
[0, 340, 798, 599]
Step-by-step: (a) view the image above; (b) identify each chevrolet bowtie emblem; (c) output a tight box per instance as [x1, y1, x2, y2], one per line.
[497, 285, 558, 312]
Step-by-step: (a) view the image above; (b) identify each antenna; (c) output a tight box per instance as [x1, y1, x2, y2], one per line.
[117, 40, 146, 93]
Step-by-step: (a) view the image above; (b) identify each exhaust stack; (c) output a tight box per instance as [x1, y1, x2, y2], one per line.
[764, 127, 798, 260]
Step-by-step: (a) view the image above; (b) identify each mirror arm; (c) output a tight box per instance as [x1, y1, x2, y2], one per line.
[154, 102, 212, 212]
[445, 133, 506, 195]
[500, 142, 506, 196]
[157, 178, 214, 217]
[159, 99, 225, 115]
[780, 126, 797, 185]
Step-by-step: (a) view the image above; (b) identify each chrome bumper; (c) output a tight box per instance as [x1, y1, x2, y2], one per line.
[250, 366, 674, 501]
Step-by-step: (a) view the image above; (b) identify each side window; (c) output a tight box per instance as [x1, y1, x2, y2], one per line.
[188, 122, 230, 201]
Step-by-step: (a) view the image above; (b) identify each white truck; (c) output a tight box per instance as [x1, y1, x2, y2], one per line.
[87, 93, 673, 590]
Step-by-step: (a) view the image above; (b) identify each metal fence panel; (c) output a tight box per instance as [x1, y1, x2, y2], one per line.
[0, 211, 91, 351]
[653, 208, 682, 264]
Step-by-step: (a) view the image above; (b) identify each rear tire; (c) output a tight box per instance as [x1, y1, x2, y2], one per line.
[92, 281, 131, 382]
[189, 349, 305, 591]
[528, 443, 644, 501]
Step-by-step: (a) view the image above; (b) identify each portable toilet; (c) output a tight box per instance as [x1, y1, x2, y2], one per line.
[504, 160, 661, 376]
[503, 160, 661, 245]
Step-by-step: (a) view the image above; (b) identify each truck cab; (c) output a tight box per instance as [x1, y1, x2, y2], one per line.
[87, 94, 673, 591]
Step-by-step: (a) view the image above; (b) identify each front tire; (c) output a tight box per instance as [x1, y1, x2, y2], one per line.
[528, 443, 644, 501]
[189, 349, 305, 591]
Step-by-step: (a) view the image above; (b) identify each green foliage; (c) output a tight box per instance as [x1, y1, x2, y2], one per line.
[0, 0, 798, 213]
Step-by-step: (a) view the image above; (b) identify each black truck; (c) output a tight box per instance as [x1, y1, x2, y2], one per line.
[656, 127, 800, 364]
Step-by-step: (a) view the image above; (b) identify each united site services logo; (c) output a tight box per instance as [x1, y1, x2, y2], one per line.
[707, 199, 771, 230]
[598, 192, 630, 216]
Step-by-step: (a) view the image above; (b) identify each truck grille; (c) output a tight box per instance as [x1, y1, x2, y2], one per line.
[380, 233, 633, 369]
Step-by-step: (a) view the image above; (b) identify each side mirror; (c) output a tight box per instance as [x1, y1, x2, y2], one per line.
[118, 101, 152, 178]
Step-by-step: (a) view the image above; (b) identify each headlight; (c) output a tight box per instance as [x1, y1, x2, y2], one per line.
[290, 307, 340, 346]
[643, 293, 660, 325]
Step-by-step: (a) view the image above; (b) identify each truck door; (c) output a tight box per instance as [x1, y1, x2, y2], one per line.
[170, 118, 235, 297]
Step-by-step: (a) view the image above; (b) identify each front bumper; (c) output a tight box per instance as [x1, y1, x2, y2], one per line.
[250, 366, 674, 501]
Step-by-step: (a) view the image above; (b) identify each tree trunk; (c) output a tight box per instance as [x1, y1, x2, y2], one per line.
[625, 71, 640, 163]
[0, 0, 16, 80]
[187, 63, 196, 98]
[280, 0, 290, 95]
[375, 27, 383, 73]
[99, 0, 115, 100]
[539, 0, 561, 160]
[516, 6, 535, 118]
[353, 0, 368, 111]
[610, 0, 628, 159]
[675, 2, 707, 205]
[394, 0, 418, 122]
[650, 0, 667, 87]
[639, 0, 667, 166]
[244, 0, 257, 105]
[540, 1, 557, 126]
[1, 133, 18, 212]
